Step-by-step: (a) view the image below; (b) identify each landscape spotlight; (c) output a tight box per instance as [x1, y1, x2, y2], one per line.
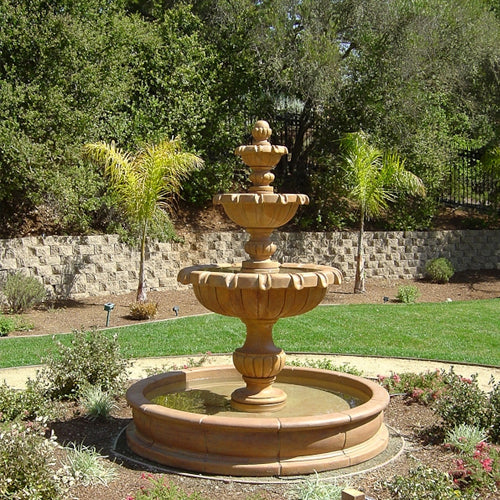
[172, 305, 180, 316]
[104, 302, 115, 327]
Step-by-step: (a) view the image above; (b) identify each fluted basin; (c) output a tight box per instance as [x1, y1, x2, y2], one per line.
[213, 193, 309, 229]
[177, 263, 342, 319]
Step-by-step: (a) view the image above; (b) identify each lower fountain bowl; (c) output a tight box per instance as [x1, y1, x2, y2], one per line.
[126, 365, 389, 476]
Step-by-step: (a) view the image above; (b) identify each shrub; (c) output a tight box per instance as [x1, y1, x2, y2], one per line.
[384, 464, 472, 499]
[0, 379, 53, 422]
[0, 419, 64, 499]
[378, 370, 447, 404]
[1, 271, 46, 312]
[41, 329, 130, 400]
[79, 385, 117, 419]
[434, 371, 489, 431]
[129, 301, 158, 320]
[451, 441, 500, 494]
[487, 378, 500, 443]
[396, 285, 420, 303]
[425, 257, 455, 283]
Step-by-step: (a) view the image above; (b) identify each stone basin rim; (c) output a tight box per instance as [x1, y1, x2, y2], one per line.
[126, 366, 389, 426]
[177, 263, 343, 290]
[213, 193, 309, 205]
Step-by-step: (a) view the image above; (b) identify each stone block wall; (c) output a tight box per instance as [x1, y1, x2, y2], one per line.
[0, 230, 498, 299]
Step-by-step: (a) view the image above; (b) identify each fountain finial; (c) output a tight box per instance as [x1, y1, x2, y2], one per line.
[235, 120, 288, 193]
[252, 120, 272, 144]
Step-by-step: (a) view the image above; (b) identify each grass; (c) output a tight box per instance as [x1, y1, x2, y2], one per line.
[0, 299, 498, 368]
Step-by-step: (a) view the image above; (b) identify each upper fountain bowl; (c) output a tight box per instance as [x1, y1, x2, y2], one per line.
[213, 192, 308, 229]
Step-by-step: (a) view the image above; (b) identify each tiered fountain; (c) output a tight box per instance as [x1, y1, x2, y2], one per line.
[126, 121, 389, 476]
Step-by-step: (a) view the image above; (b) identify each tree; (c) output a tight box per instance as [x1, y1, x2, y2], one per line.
[340, 132, 425, 293]
[84, 138, 203, 302]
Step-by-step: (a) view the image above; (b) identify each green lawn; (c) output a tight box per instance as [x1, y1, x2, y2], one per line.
[0, 299, 498, 368]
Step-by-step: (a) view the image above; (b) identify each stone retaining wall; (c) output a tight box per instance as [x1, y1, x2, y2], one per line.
[0, 230, 498, 299]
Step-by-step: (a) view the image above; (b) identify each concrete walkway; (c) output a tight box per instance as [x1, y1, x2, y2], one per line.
[1, 353, 498, 391]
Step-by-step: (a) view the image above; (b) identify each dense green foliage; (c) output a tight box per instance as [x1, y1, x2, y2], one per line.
[0, 0, 498, 236]
[425, 257, 455, 283]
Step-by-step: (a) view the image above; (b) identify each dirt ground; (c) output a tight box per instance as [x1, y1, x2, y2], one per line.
[15, 269, 500, 337]
[5, 269, 500, 499]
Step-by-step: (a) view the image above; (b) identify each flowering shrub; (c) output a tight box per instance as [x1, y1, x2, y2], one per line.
[384, 464, 473, 499]
[451, 441, 500, 494]
[127, 473, 207, 499]
[0, 379, 53, 422]
[378, 369, 447, 404]
[434, 371, 489, 432]
[0, 419, 65, 499]
[40, 329, 130, 400]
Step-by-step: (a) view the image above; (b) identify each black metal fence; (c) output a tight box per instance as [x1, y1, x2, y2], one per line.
[443, 149, 499, 210]
[256, 115, 499, 210]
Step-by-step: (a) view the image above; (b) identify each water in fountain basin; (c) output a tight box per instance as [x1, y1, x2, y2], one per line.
[150, 381, 362, 418]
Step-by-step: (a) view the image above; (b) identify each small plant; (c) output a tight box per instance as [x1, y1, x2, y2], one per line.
[1, 271, 46, 312]
[63, 443, 117, 486]
[384, 464, 471, 499]
[396, 285, 420, 303]
[0, 419, 65, 499]
[129, 473, 207, 499]
[129, 301, 158, 320]
[0, 313, 34, 336]
[79, 385, 117, 419]
[445, 424, 487, 455]
[41, 329, 130, 400]
[425, 257, 455, 283]
[288, 358, 363, 376]
[287, 473, 346, 499]
[0, 313, 16, 335]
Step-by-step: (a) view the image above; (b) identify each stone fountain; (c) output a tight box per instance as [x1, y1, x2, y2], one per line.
[126, 121, 389, 476]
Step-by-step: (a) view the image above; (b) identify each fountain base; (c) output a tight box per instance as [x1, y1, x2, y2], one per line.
[126, 365, 389, 477]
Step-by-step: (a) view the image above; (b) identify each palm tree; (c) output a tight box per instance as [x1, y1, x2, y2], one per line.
[340, 132, 425, 293]
[84, 137, 203, 302]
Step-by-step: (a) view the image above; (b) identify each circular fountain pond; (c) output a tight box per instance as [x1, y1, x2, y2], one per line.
[126, 365, 389, 476]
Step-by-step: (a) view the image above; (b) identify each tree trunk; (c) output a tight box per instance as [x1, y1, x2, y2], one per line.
[136, 224, 148, 303]
[354, 214, 366, 294]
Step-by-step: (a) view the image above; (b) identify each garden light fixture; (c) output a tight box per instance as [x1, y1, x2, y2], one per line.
[104, 302, 115, 327]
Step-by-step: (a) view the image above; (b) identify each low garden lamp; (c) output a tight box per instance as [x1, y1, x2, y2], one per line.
[104, 302, 115, 327]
